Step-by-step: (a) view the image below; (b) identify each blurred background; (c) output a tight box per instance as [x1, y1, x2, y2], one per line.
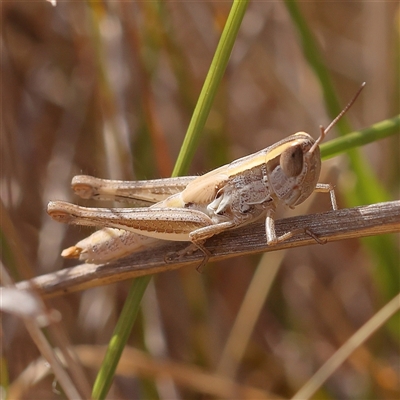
[1, 1, 399, 399]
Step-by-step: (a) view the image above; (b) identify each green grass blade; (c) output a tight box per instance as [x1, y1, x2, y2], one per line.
[284, 0, 399, 302]
[91, 2, 250, 398]
[283, 0, 390, 203]
[91, 275, 151, 399]
[283, 0, 345, 128]
[172, 0, 249, 177]
[321, 115, 400, 160]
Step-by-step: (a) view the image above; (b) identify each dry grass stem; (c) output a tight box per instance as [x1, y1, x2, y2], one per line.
[17, 200, 400, 298]
[292, 293, 400, 400]
[8, 345, 283, 400]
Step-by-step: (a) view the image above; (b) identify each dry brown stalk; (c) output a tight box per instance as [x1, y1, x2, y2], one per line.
[16, 200, 400, 298]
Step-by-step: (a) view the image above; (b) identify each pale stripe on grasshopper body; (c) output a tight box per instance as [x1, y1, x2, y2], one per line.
[47, 84, 364, 269]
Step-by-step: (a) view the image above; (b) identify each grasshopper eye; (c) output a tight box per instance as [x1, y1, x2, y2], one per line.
[280, 145, 303, 177]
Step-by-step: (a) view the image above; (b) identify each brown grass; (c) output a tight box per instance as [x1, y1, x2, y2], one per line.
[2, 1, 399, 399]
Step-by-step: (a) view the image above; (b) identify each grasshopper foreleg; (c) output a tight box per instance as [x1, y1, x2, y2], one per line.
[266, 181, 337, 245]
[266, 209, 324, 245]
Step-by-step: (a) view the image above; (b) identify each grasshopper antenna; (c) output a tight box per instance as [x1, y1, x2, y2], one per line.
[309, 82, 366, 154]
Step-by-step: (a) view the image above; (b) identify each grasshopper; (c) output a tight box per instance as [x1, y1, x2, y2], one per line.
[47, 84, 365, 269]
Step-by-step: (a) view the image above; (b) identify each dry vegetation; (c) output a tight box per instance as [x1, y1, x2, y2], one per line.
[1, 1, 399, 399]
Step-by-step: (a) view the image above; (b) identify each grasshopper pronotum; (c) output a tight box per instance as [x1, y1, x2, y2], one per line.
[47, 84, 365, 269]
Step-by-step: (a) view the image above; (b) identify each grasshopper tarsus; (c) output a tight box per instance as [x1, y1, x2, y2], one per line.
[196, 260, 207, 274]
[267, 222, 326, 246]
[304, 228, 327, 245]
[194, 243, 211, 273]
[164, 242, 209, 273]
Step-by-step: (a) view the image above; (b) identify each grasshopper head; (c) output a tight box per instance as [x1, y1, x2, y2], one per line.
[283, 82, 366, 207]
[265, 132, 321, 208]
[278, 132, 322, 208]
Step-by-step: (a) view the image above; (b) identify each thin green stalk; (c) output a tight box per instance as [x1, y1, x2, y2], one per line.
[91, 276, 151, 399]
[284, 0, 389, 202]
[320, 115, 400, 160]
[284, 0, 399, 302]
[172, 0, 249, 177]
[293, 293, 400, 400]
[91, 2, 250, 398]
[283, 1, 345, 128]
